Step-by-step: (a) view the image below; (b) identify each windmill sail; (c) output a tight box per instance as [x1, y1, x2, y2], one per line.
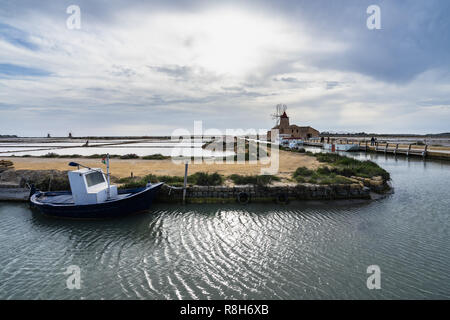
[271, 104, 287, 125]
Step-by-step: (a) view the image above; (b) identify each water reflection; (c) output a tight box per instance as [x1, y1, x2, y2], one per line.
[1, 149, 449, 299]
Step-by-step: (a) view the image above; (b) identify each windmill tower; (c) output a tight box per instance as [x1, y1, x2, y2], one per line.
[271, 104, 287, 126]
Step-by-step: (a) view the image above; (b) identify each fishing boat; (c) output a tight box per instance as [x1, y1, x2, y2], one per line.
[323, 143, 360, 152]
[29, 155, 163, 219]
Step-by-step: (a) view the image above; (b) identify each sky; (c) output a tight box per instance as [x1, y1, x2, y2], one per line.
[0, 0, 449, 136]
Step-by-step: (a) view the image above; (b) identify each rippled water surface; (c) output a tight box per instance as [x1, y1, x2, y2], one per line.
[0, 152, 449, 299]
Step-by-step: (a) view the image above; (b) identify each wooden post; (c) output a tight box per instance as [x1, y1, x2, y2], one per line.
[407, 144, 412, 156]
[182, 162, 188, 205]
[394, 144, 398, 155]
[106, 153, 111, 199]
[384, 143, 388, 153]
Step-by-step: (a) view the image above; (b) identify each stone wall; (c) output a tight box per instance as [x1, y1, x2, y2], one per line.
[157, 183, 371, 203]
[0, 169, 375, 203]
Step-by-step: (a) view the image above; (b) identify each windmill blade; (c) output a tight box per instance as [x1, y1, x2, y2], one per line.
[276, 104, 281, 115]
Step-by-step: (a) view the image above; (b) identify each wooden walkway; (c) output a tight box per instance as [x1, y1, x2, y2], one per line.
[304, 139, 450, 160]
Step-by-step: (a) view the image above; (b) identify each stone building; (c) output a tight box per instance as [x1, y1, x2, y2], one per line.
[267, 112, 320, 141]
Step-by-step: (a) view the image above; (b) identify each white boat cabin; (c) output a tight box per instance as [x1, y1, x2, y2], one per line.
[68, 168, 118, 205]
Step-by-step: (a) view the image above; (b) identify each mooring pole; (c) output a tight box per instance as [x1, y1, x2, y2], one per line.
[183, 162, 188, 205]
[106, 153, 111, 199]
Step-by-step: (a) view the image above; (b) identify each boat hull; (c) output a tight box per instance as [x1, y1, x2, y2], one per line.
[30, 183, 163, 219]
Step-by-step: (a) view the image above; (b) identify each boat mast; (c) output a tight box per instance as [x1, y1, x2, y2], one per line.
[106, 153, 111, 199]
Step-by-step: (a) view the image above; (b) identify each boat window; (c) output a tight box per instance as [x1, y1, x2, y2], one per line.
[85, 171, 105, 187]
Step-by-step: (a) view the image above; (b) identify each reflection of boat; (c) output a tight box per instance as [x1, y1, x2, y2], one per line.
[323, 143, 360, 152]
[30, 157, 163, 219]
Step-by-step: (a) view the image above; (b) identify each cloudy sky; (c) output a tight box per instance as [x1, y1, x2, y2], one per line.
[1, 0, 449, 136]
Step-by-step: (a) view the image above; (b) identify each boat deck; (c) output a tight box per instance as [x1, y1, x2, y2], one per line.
[37, 192, 133, 205]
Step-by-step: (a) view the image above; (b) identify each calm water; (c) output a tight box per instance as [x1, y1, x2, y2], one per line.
[0, 138, 236, 157]
[0, 151, 449, 299]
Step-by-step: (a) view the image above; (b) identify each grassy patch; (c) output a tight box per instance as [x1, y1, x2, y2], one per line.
[293, 166, 315, 177]
[228, 174, 280, 186]
[293, 165, 353, 184]
[142, 154, 170, 160]
[311, 153, 390, 181]
[40, 152, 60, 158]
[119, 153, 139, 159]
[118, 172, 224, 189]
[189, 172, 224, 186]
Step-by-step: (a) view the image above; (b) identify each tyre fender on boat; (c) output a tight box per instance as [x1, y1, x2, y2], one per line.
[237, 192, 250, 204]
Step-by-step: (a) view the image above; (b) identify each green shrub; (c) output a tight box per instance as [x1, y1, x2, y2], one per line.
[189, 172, 223, 186]
[293, 167, 314, 177]
[84, 154, 121, 159]
[86, 154, 105, 159]
[144, 174, 184, 184]
[56, 154, 83, 158]
[228, 174, 280, 186]
[119, 153, 139, 159]
[293, 164, 354, 184]
[118, 172, 224, 189]
[316, 166, 332, 175]
[142, 154, 169, 160]
[311, 153, 390, 181]
[120, 181, 147, 189]
[40, 152, 60, 158]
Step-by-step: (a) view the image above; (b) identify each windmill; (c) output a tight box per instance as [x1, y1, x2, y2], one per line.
[271, 104, 287, 126]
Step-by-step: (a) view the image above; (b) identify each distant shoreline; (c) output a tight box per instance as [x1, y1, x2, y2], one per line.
[1, 132, 450, 140]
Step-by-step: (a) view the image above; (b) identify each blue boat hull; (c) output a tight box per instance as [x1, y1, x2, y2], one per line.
[30, 183, 163, 219]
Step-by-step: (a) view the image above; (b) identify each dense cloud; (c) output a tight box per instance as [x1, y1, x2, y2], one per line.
[0, 0, 449, 136]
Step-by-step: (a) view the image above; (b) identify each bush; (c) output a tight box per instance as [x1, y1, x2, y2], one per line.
[189, 172, 223, 186]
[119, 153, 139, 159]
[293, 165, 353, 184]
[56, 154, 83, 158]
[316, 166, 332, 175]
[84, 154, 121, 159]
[228, 174, 280, 186]
[120, 181, 147, 189]
[293, 167, 314, 177]
[40, 152, 60, 158]
[86, 154, 105, 159]
[118, 172, 224, 189]
[311, 153, 390, 181]
[142, 154, 169, 160]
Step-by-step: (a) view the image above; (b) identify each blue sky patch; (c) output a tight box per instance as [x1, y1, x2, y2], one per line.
[0, 63, 50, 77]
[0, 23, 39, 51]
